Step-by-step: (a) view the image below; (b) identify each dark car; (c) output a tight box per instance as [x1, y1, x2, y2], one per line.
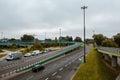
[32, 64, 45, 72]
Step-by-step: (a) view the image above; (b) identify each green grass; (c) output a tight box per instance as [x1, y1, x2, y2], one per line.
[72, 48, 118, 80]
[51, 46, 61, 50]
[0, 49, 3, 52]
[6, 48, 23, 51]
[0, 54, 7, 58]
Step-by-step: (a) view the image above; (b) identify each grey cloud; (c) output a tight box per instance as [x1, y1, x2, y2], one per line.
[0, 0, 120, 39]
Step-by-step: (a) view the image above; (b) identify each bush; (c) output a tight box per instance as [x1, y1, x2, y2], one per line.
[32, 42, 44, 50]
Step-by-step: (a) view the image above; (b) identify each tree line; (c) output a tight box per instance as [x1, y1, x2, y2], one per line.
[20, 34, 82, 42]
[93, 33, 120, 47]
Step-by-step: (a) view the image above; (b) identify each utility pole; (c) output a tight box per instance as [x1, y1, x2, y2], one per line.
[81, 6, 88, 63]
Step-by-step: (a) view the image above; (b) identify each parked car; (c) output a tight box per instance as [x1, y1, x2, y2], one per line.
[24, 53, 31, 57]
[32, 64, 45, 72]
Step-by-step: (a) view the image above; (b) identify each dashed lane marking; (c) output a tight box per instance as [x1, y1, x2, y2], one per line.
[52, 72, 57, 76]
[65, 64, 68, 67]
[45, 78, 49, 80]
[59, 68, 63, 71]
[69, 62, 71, 64]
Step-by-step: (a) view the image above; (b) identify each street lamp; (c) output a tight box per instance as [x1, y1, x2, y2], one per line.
[45, 32, 46, 43]
[81, 6, 88, 63]
[59, 28, 61, 48]
[1, 32, 3, 40]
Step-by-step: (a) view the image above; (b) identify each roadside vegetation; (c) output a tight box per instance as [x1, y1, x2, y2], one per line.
[51, 47, 60, 50]
[72, 48, 118, 80]
[0, 49, 3, 52]
[0, 54, 7, 58]
[93, 33, 120, 47]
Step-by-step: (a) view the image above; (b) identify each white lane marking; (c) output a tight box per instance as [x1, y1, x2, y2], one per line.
[69, 62, 71, 64]
[65, 64, 68, 67]
[72, 60, 74, 62]
[45, 78, 49, 80]
[59, 68, 63, 71]
[52, 72, 57, 76]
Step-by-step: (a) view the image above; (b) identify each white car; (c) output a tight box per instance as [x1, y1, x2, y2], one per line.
[32, 50, 41, 56]
[24, 53, 31, 57]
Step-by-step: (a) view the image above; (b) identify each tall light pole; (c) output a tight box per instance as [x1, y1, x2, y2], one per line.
[1, 32, 3, 40]
[59, 28, 61, 48]
[45, 32, 46, 43]
[92, 30, 95, 47]
[81, 6, 88, 63]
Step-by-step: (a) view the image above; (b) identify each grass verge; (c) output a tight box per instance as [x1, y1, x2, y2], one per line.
[0, 54, 7, 58]
[72, 48, 118, 80]
[51, 46, 61, 50]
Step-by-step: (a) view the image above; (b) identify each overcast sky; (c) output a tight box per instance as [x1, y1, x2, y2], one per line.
[0, 0, 120, 40]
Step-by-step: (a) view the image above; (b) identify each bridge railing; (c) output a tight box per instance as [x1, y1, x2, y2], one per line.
[97, 46, 120, 54]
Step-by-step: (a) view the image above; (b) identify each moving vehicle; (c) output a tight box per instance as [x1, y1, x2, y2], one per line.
[24, 53, 31, 57]
[32, 64, 45, 72]
[31, 50, 42, 56]
[6, 52, 22, 61]
[45, 48, 54, 52]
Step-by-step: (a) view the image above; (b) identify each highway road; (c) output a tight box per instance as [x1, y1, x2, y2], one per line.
[0, 43, 81, 75]
[8, 44, 92, 80]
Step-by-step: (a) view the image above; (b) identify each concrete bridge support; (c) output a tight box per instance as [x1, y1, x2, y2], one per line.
[111, 56, 118, 67]
[104, 54, 110, 61]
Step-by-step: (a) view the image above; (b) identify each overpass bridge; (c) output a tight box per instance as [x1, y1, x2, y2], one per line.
[97, 47, 120, 67]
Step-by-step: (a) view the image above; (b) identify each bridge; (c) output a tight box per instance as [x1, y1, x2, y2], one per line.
[97, 47, 120, 67]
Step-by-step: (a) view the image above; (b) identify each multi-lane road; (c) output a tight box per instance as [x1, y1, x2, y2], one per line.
[0, 43, 82, 75]
[8, 44, 92, 80]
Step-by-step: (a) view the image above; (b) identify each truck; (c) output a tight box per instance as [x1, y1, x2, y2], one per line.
[6, 52, 22, 61]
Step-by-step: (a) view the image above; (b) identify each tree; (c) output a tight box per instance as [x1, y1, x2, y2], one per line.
[74, 36, 82, 42]
[10, 38, 16, 41]
[54, 37, 58, 43]
[10, 43, 17, 49]
[21, 34, 34, 41]
[32, 42, 44, 50]
[66, 36, 73, 41]
[45, 38, 52, 42]
[53, 37, 58, 46]
[92, 34, 106, 46]
[102, 39, 118, 47]
[113, 33, 120, 47]
[59, 36, 66, 42]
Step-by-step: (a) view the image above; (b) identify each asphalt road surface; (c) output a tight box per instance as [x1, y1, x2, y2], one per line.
[0, 43, 81, 75]
[8, 45, 92, 80]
